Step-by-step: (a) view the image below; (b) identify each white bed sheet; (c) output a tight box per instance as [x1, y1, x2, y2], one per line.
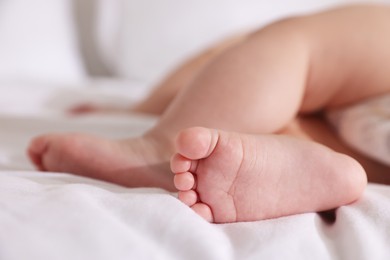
[0, 83, 390, 260]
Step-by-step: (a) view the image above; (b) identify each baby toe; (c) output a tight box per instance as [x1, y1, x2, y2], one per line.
[170, 153, 192, 173]
[174, 172, 196, 191]
[191, 203, 214, 222]
[178, 190, 198, 206]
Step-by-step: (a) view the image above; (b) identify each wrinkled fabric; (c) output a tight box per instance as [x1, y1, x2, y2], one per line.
[0, 84, 389, 260]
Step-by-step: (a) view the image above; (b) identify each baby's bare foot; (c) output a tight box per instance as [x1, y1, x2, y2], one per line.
[171, 127, 367, 223]
[28, 133, 175, 190]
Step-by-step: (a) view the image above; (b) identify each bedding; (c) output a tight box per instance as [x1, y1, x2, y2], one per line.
[0, 83, 390, 260]
[327, 94, 390, 167]
[2, 1, 390, 259]
[0, 0, 85, 84]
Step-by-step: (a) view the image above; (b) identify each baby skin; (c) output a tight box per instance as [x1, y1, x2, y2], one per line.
[171, 127, 364, 222]
[28, 5, 390, 223]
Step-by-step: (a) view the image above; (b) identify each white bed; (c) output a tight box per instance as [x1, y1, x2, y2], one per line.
[0, 83, 390, 260]
[1, 0, 390, 259]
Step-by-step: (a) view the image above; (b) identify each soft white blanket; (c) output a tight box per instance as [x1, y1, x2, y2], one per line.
[0, 83, 389, 260]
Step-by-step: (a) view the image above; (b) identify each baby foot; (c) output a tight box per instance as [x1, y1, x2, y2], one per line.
[28, 133, 175, 190]
[171, 127, 367, 223]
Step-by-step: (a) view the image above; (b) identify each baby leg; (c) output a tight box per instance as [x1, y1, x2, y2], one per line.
[29, 18, 311, 187]
[152, 20, 309, 138]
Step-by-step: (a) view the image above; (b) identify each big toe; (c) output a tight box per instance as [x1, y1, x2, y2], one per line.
[176, 127, 219, 160]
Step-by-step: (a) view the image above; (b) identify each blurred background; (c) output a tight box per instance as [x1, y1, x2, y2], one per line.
[0, 0, 388, 94]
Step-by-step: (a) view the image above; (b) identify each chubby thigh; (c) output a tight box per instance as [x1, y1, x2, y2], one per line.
[286, 5, 390, 113]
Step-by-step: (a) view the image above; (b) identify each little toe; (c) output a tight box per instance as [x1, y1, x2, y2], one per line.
[178, 190, 198, 206]
[191, 203, 214, 222]
[170, 153, 192, 173]
[176, 127, 219, 160]
[174, 172, 195, 191]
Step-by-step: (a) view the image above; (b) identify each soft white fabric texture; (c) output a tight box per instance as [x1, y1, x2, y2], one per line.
[0, 0, 86, 84]
[0, 84, 389, 260]
[327, 94, 390, 167]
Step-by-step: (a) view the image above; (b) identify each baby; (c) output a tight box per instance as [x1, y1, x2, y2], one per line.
[28, 5, 390, 223]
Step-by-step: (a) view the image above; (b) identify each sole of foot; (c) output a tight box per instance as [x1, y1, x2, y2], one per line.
[171, 127, 367, 223]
